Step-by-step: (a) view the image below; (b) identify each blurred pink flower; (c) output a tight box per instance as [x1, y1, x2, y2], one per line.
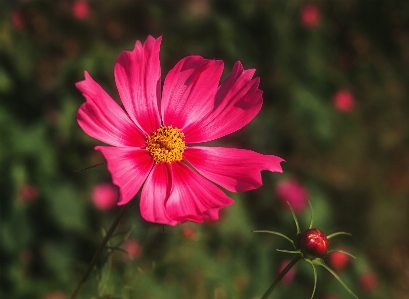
[76, 36, 284, 225]
[181, 225, 196, 240]
[328, 249, 350, 271]
[359, 271, 378, 292]
[275, 179, 308, 213]
[11, 11, 24, 30]
[18, 183, 38, 203]
[72, 1, 90, 20]
[277, 259, 296, 285]
[42, 292, 67, 299]
[333, 89, 355, 112]
[122, 239, 142, 260]
[300, 4, 320, 28]
[91, 183, 119, 210]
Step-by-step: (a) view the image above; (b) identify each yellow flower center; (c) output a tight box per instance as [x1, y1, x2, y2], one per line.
[145, 125, 185, 163]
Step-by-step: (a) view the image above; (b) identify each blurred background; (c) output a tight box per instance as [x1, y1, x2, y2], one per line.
[1, 0, 408, 298]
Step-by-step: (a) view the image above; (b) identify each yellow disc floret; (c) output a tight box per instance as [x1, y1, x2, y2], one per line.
[145, 125, 185, 163]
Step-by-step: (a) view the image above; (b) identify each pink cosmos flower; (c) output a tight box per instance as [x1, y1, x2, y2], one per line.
[91, 182, 119, 210]
[76, 36, 284, 225]
[333, 89, 355, 112]
[275, 179, 308, 213]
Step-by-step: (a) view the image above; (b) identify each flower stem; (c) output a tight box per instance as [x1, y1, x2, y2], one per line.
[71, 203, 129, 299]
[260, 255, 302, 299]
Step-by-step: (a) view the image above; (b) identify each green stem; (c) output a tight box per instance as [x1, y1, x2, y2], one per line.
[260, 255, 302, 299]
[71, 203, 129, 299]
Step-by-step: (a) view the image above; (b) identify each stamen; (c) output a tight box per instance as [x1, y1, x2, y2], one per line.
[145, 125, 185, 163]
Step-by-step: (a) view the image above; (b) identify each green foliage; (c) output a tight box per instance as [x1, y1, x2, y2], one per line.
[1, 0, 403, 298]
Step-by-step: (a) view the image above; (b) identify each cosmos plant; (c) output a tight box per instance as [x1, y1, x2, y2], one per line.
[254, 202, 358, 299]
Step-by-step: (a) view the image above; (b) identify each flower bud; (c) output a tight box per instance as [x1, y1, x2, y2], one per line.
[298, 228, 329, 258]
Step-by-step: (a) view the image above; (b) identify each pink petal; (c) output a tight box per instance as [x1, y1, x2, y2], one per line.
[161, 56, 224, 130]
[76, 71, 146, 147]
[183, 62, 263, 143]
[165, 162, 234, 224]
[114, 36, 161, 134]
[140, 163, 177, 225]
[95, 146, 154, 205]
[184, 147, 284, 192]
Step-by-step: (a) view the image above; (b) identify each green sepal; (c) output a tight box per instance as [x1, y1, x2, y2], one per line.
[305, 259, 318, 299]
[313, 258, 359, 299]
[327, 249, 357, 259]
[327, 231, 352, 239]
[276, 249, 301, 254]
[287, 202, 301, 234]
[307, 200, 314, 229]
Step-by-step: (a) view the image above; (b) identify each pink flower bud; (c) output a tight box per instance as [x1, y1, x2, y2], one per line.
[275, 179, 308, 213]
[298, 228, 329, 258]
[91, 183, 119, 210]
[333, 89, 355, 112]
[328, 249, 350, 271]
[301, 4, 320, 28]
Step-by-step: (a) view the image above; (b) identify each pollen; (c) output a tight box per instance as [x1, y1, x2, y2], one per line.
[145, 125, 185, 163]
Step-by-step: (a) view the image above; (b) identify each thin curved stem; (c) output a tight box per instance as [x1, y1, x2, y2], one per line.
[307, 200, 314, 229]
[260, 255, 302, 299]
[327, 249, 357, 259]
[252, 230, 295, 246]
[287, 202, 301, 234]
[71, 203, 129, 299]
